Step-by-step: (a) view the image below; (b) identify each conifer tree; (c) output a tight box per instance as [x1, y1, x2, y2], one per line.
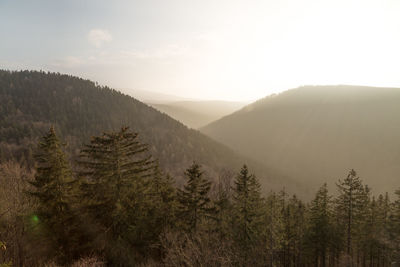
[280, 195, 306, 266]
[359, 196, 382, 266]
[29, 126, 77, 263]
[335, 169, 365, 264]
[376, 193, 391, 265]
[147, 166, 177, 235]
[354, 185, 372, 266]
[232, 165, 264, 259]
[390, 189, 400, 262]
[78, 127, 156, 265]
[305, 183, 337, 267]
[177, 162, 211, 233]
[264, 191, 285, 265]
[211, 172, 233, 240]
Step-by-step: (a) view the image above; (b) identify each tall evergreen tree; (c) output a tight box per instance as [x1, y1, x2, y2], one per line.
[389, 189, 400, 262]
[279, 195, 306, 266]
[232, 165, 264, 261]
[29, 126, 78, 263]
[376, 193, 391, 266]
[177, 162, 211, 233]
[78, 127, 156, 265]
[354, 185, 371, 266]
[264, 191, 285, 266]
[211, 172, 234, 240]
[147, 166, 177, 237]
[305, 184, 338, 267]
[335, 169, 365, 265]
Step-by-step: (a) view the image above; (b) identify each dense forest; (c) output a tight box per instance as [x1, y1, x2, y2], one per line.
[0, 70, 298, 193]
[1, 126, 400, 266]
[202, 85, 400, 194]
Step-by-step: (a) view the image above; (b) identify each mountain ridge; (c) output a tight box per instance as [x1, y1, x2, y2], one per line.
[0, 70, 302, 195]
[150, 100, 246, 128]
[201, 85, 400, 194]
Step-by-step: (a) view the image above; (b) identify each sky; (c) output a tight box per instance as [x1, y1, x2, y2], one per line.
[1, 0, 400, 101]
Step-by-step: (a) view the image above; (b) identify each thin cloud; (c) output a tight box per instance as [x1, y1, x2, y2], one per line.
[121, 44, 189, 59]
[52, 56, 85, 68]
[88, 29, 112, 48]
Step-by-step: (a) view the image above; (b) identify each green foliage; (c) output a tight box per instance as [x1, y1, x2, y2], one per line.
[28, 127, 78, 264]
[148, 167, 177, 232]
[177, 162, 211, 233]
[78, 127, 157, 265]
[232, 165, 264, 261]
[2, 122, 400, 266]
[335, 169, 367, 257]
[390, 190, 400, 261]
[210, 171, 234, 240]
[304, 184, 340, 266]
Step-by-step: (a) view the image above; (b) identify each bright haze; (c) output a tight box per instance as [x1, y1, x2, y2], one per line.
[1, 0, 400, 101]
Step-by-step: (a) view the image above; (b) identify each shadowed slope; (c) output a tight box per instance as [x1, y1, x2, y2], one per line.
[0, 70, 301, 194]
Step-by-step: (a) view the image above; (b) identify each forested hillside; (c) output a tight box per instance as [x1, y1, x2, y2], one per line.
[201, 85, 400, 193]
[0, 70, 293, 191]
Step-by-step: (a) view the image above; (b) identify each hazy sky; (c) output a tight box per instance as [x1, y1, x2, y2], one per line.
[1, 0, 400, 101]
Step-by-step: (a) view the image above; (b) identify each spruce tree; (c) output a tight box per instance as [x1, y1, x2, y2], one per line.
[335, 169, 365, 264]
[211, 172, 234, 240]
[29, 126, 77, 263]
[377, 193, 391, 265]
[305, 184, 337, 267]
[177, 162, 211, 233]
[78, 127, 156, 265]
[354, 185, 371, 266]
[232, 165, 264, 259]
[280, 195, 306, 266]
[147, 166, 177, 236]
[264, 191, 285, 265]
[390, 189, 400, 262]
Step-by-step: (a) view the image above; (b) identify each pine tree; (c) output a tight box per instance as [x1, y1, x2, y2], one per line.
[390, 189, 400, 262]
[264, 191, 285, 266]
[359, 196, 382, 266]
[354, 185, 371, 266]
[335, 169, 365, 265]
[147, 166, 177, 237]
[29, 126, 78, 263]
[78, 127, 156, 265]
[376, 193, 391, 265]
[232, 165, 264, 261]
[305, 183, 338, 267]
[280, 195, 306, 266]
[211, 171, 234, 240]
[177, 162, 211, 233]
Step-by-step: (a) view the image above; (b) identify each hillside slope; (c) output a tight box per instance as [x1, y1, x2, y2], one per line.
[151, 101, 246, 128]
[201, 85, 400, 193]
[0, 70, 299, 193]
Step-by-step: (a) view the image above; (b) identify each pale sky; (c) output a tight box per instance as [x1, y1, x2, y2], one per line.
[1, 0, 400, 101]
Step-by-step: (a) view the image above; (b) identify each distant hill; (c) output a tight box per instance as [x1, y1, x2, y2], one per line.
[125, 88, 192, 104]
[150, 101, 246, 128]
[0, 70, 300, 194]
[201, 85, 400, 194]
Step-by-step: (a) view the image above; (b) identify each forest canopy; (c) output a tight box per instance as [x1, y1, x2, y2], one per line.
[1, 127, 400, 266]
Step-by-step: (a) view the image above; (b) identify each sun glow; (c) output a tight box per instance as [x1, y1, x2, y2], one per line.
[2, 0, 400, 101]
